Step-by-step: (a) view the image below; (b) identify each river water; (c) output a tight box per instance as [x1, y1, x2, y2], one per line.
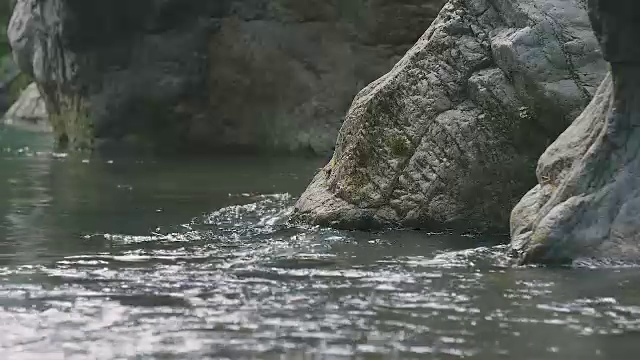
[0, 126, 639, 359]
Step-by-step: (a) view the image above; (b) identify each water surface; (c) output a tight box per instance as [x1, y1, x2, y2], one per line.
[1, 126, 639, 359]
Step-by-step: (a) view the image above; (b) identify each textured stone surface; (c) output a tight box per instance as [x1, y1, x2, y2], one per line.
[511, 0, 640, 264]
[0, 1, 20, 113]
[0, 56, 21, 113]
[294, 0, 607, 232]
[3, 82, 50, 132]
[8, 0, 446, 153]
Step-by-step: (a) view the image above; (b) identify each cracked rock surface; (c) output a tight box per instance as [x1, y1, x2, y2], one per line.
[294, 0, 607, 231]
[510, 0, 640, 264]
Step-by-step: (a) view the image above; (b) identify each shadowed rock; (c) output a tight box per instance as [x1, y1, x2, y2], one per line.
[294, 0, 607, 232]
[510, 0, 640, 264]
[8, 0, 446, 154]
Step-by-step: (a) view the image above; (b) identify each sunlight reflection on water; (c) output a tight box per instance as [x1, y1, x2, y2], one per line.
[1, 195, 639, 359]
[1, 128, 640, 359]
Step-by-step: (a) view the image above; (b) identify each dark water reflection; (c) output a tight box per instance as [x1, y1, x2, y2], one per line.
[1, 126, 640, 359]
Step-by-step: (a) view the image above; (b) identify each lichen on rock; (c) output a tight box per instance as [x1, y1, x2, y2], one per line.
[294, 0, 607, 232]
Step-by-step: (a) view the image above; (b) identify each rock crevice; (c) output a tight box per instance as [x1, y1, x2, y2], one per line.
[295, 0, 607, 232]
[510, 0, 640, 264]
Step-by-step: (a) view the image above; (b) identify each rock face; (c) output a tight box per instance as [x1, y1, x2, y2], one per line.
[0, 1, 20, 113]
[8, 0, 446, 153]
[3, 82, 50, 132]
[294, 0, 607, 231]
[0, 57, 21, 113]
[510, 0, 640, 264]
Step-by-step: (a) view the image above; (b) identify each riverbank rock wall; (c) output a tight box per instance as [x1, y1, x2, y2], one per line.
[294, 0, 607, 232]
[0, 0, 23, 114]
[510, 0, 640, 264]
[8, 0, 446, 153]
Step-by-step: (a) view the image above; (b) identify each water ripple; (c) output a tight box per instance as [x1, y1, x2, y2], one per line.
[0, 194, 639, 359]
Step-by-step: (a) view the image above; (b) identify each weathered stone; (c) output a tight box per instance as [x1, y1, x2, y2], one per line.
[3, 82, 51, 132]
[8, 0, 446, 153]
[294, 0, 607, 232]
[0, 56, 21, 113]
[511, 0, 640, 264]
[0, 1, 21, 113]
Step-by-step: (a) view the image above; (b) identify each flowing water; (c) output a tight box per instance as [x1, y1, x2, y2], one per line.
[1, 126, 640, 360]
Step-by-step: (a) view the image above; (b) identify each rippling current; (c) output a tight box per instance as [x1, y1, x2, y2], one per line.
[1, 126, 640, 360]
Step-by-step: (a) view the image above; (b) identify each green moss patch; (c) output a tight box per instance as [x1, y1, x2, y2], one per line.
[49, 95, 94, 150]
[385, 134, 411, 158]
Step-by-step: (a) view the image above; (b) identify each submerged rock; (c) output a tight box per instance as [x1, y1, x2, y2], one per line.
[8, 0, 446, 153]
[294, 0, 607, 231]
[510, 0, 640, 264]
[3, 82, 50, 132]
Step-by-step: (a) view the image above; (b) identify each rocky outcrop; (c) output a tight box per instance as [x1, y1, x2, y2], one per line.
[510, 0, 640, 264]
[0, 56, 21, 113]
[0, 1, 14, 58]
[8, 0, 446, 153]
[3, 82, 50, 132]
[294, 0, 607, 231]
[0, 1, 20, 113]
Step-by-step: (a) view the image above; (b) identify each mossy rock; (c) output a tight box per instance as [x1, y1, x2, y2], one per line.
[385, 134, 411, 158]
[49, 96, 94, 150]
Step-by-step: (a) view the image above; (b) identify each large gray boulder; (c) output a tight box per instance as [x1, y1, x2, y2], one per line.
[294, 0, 607, 232]
[3, 82, 50, 132]
[510, 0, 640, 264]
[8, 0, 446, 153]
